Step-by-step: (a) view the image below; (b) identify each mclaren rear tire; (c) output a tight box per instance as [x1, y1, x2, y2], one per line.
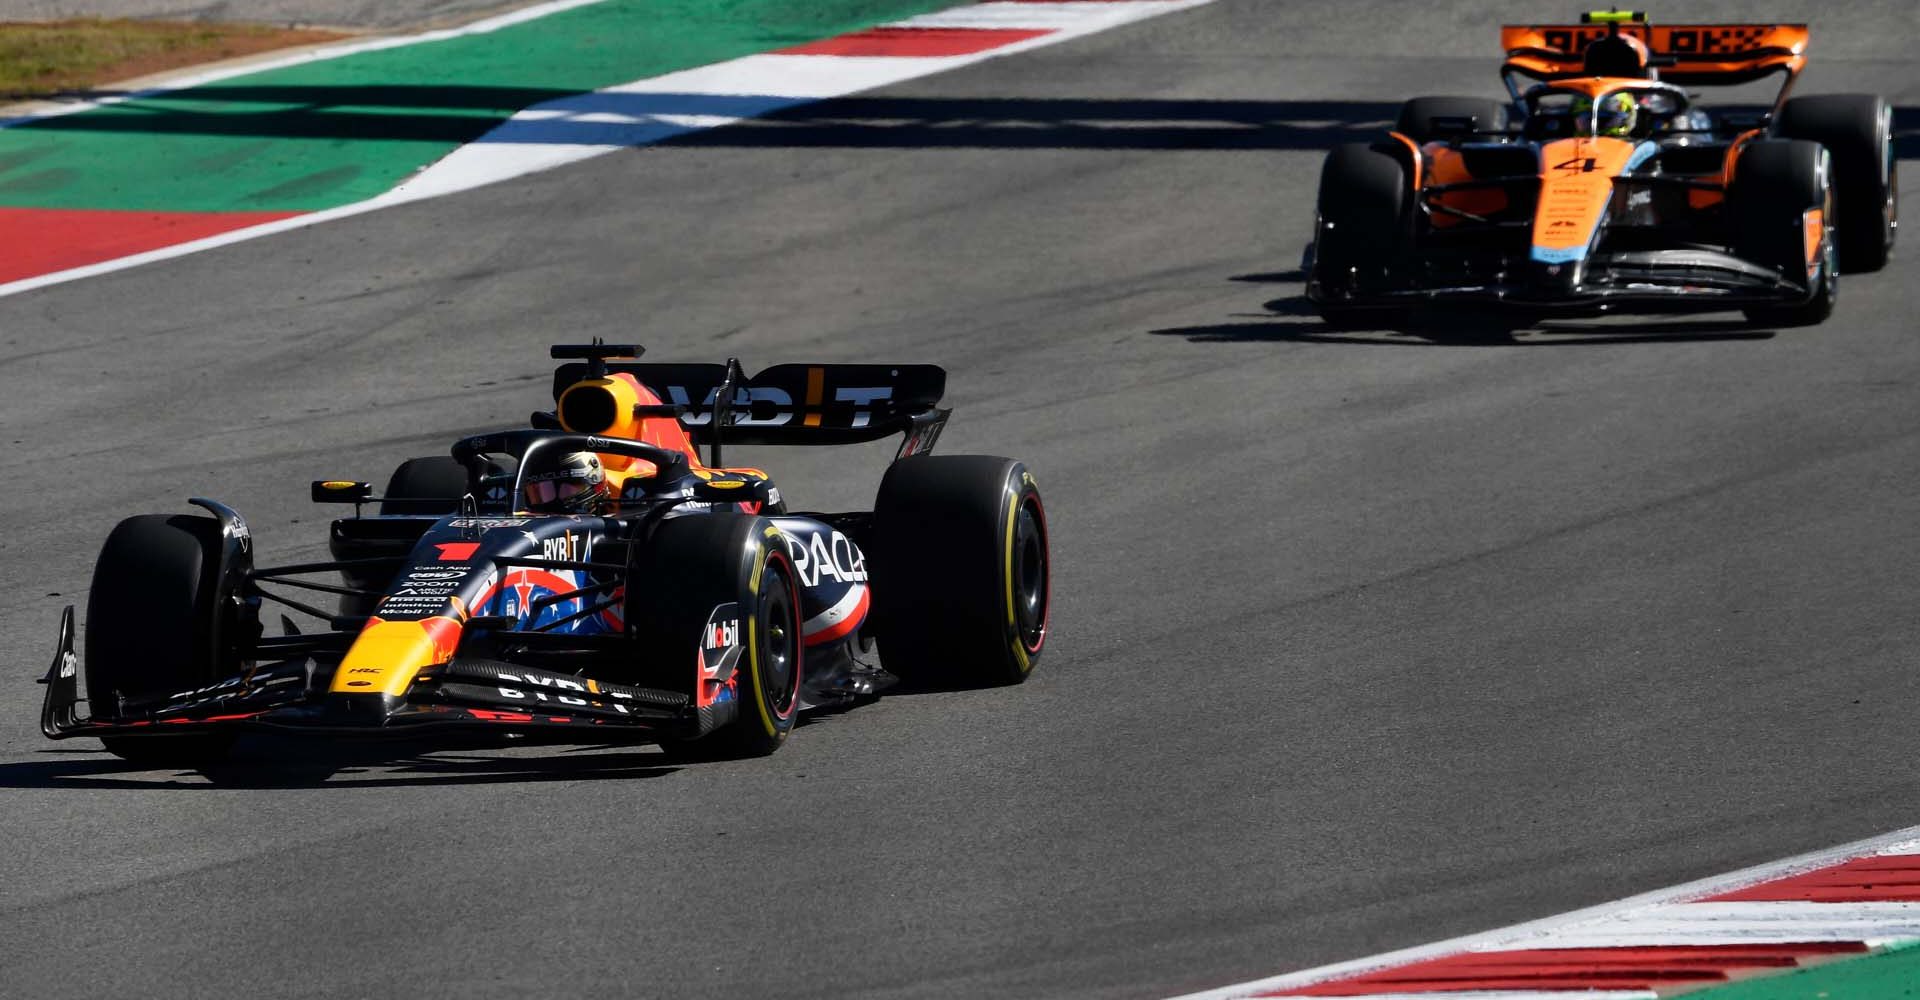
[870, 455, 1049, 689]
[86, 514, 237, 767]
[1311, 142, 1412, 329]
[1777, 94, 1896, 273]
[1732, 140, 1837, 328]
[1395, 96, 1508, 143]
[629, 513, 803, 762]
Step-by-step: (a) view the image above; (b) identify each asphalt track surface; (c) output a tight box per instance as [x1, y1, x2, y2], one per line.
[0, 2, 1916, 997]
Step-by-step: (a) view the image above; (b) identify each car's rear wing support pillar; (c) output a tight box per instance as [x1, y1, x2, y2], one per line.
[894, 408, 951, 462]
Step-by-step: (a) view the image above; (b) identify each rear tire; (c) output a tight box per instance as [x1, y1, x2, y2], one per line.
[1395, 96, 1508, 143]
[1732, 140, 1836, 327]
[380, 456, 470, 516]
[86, 515, 236, 767]
[630, 514, 802, 761]
[1776, 94, 1896, 272]
[870, 456, 1049, 688]
[1310, 142, 1411, 328]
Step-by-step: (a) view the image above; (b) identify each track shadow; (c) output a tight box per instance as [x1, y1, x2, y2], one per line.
[0, 738, 679, 789]
[11, 90, 1401, 152]
[14, 89, 1914, 160]
[672, 96, 1400, 151]
[1158, 279, 1780, 345]
[1153, 317, 1778, 346]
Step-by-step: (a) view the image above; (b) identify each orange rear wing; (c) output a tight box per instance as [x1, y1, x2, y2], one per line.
[1501, 23, 1807, 86]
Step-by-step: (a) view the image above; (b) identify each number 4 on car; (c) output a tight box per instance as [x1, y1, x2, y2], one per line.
[1308, 9, 1896, 329]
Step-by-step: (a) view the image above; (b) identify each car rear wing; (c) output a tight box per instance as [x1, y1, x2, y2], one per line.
[551, 350, 949, 464]
[1501, 21, 1807, 95]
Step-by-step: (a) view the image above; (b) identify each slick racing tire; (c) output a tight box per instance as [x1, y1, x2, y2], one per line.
[1311, 142, 1411, 329]
[86, 515, 236, 767]
[1732, 140, 1836, 328]
[870, 455, 1049, 689]
[379, 455, 470, 515]
[1395, 96, 1508, 143]
[629, 513, 802, 761]
[1776, 94, 1896, 273]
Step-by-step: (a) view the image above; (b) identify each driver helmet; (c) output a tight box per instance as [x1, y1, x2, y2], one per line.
[1573, 92, 1638, 138]
[1582, 33, 1654, 79]
[523, 450, 610, 515]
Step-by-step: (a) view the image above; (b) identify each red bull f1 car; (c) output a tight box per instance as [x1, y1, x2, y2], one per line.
[1308, 10, 1897, 327]
[38, 343, 1050, 765]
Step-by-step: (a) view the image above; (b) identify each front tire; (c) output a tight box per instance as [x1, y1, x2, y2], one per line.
[871, 456, 1049, 688]
[1732, 140, 1836, 327]
[1776, 94, 1896, 273]
[1395, 95, 1507, 143]
[86, 515, 236, 766]
[629, 513, 803, 761]
[380, 455, 471, 515]
[1310, 142, 1411, 329]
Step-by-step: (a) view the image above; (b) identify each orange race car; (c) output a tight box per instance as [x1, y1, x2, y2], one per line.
[1307, 10, 1897, 327]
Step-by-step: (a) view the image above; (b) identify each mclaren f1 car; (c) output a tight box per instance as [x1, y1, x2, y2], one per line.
[38, 343, 1050, 765]
[1308, 9, 1897, 327]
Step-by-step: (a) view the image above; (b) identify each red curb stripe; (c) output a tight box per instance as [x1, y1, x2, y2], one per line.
[1265, 943, 1867, 996]
[779, 27, 1053, 57]
[1711, 855, 1920, 902]
[0, 207, 301, 285]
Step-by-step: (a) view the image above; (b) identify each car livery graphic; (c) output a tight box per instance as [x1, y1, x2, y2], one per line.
[39, 343, 1049, 764]
[1308, 9, 1897, 327]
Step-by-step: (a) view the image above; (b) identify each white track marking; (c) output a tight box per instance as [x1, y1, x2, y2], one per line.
[896, 0, 1212, 30]
[1172, 823, 1920, 1000]
[384, 0, 1216, 204]
[0, 0, 609, 129]
[0, 0, 1218, 299]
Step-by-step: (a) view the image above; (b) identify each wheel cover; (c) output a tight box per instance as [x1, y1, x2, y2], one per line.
[1012, 494, 1050, 654]
[758, 562, 798, 719]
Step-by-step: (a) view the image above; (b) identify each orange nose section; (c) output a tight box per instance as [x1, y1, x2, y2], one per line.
[330, 617, 462, 697]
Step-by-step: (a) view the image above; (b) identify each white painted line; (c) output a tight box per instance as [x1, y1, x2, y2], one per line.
[0, 0, 1219, 299]
[1170, 823, 1920, 1000]
[384, 0, 1216, 204]
[0, 0, 610, 130]
[896, 0, 1210, 31]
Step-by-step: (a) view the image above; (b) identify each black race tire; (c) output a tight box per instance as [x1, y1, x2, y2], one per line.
[1777, 94, 1896, 272]
[379, 455, 471, 515]
[1731, 140, 1837, 327]
[1311, 142, 1411, 328]
[1395, 96, 1507, 143]
[629, 513, 802, 761]
[870, 455, 1049, 688]
[86, 515, 236, 766]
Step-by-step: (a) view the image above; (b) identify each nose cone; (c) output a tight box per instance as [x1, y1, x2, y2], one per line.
[329, 617, 463, 698]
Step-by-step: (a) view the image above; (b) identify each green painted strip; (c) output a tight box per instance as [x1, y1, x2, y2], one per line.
[0, 0, 955, 213]
[1695, 942, 1920, 1000]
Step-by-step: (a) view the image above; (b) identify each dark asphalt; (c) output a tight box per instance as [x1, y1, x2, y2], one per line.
[1, 2, 1917, 997]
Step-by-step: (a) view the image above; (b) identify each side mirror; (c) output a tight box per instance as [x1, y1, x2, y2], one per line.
[311, 480, 375, 503]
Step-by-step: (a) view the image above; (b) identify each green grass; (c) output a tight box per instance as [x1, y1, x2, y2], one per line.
[0, 19, 345, 100]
